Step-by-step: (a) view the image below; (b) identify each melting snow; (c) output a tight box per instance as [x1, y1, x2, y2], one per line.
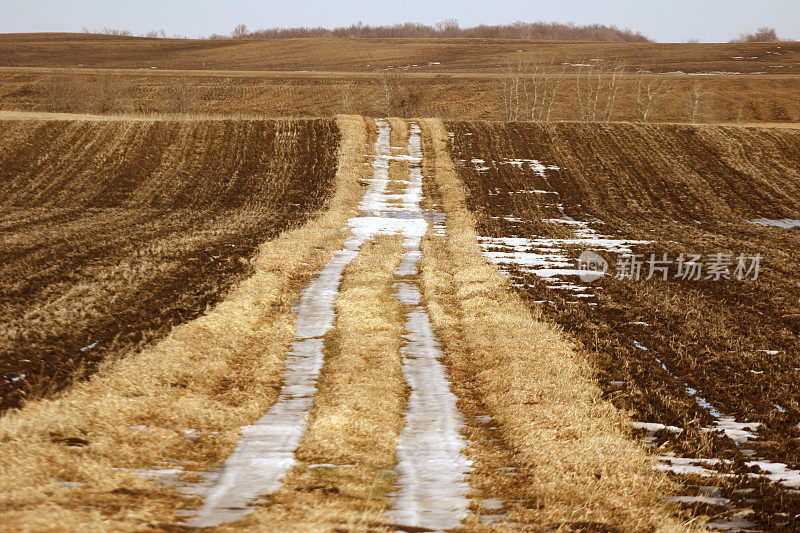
[640, 357, 800, 491]
[185, 119, 469, 529]
[750, 218, 800, 229]
[664, 494, 730, 506]
[459, 146, 648, 300]
[386, 123, 471, 530]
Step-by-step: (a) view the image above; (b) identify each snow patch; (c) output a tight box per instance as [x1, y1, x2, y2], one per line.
[386, 122, 471, 530]
[750, 218, 800, 229]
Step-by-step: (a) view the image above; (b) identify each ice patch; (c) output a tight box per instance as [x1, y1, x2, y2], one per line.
[183, 118, 466, 528]
[750, 218, 800, 229]
[664, 494, 730, 506]
[705, 512, 759, 532]
[386, 122, 471, 530]
[632, 422, 684, 434]
[655, 456, 721, 476]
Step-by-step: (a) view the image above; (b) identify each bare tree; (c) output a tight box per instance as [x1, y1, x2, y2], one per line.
[731, 27, 780, 43]
[232, 23, 249, 39]
[229, 21, 650, 41]
[574, 60, 625, 122]
[602, 63, 624, 122]
[500, 60, 527, 122]
[434, 18, 460, 36]
[688, 83, 708, 124]
[527, 60, 544, 121]
[144, 29, 167, 39]
[636, 73, 671, 122]
[500, 59, 570, 122]
[544, 64, 567, 121]
[99, 27, 132, 36]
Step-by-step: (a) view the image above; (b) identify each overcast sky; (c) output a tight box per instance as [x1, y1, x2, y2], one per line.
[2, 0, 797, 43]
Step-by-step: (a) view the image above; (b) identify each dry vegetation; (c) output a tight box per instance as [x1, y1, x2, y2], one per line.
[446, 120, 800, 528]
[3, 69, 799, 124]
[228, 235, 406, 531]
[230, 20, 650, 42]
[0, 115, 370, 530]
[0, 117, 339, 411]
[414, 119, 688, 531]
[0, 34, 798, 123]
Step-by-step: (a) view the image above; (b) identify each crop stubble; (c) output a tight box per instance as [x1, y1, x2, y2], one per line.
[0, 117, 339, 411]
[446, 120, 800, 528]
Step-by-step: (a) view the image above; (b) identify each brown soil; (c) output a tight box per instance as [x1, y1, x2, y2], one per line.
[0, 35, 799, 123]
[0, 118, 339, 412]
[1, 34, 798, 74]
[446, 120, 800, 529]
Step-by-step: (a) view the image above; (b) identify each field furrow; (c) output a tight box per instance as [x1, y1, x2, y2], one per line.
[445, 120, 800, 529]
[0, 118, 339, 411]
[0, 115, 369, 530]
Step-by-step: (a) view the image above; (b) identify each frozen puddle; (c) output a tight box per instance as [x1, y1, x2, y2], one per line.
[183, 119, 469, 528]
[386, 123, 471, 530]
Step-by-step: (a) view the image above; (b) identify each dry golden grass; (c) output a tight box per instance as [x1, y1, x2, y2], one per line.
[416, 118, 692, 531]
[227, 235, 406, 532]
[2, 68, 798, 123]
[387, 117, 408, 147]
[0, 115, 370, 531]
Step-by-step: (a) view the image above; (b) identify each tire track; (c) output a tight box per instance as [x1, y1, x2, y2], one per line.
[386, 123, 471, 530]
[182, 121, 392, 527]
[184, 119, 471, 529]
